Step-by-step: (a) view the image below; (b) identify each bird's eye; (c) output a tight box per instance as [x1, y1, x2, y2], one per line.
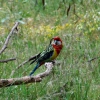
[57, 41, 61, 45]
[51, 40, 62, 45]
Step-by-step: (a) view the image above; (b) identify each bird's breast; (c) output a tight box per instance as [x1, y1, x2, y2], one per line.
[50, 49, 58, 60]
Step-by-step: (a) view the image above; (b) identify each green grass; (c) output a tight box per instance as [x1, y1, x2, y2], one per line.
[0, 0, 100, 100]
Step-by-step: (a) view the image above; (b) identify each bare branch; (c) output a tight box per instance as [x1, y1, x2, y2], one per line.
[0, 58, 16, 63]
[42, 0, 45, 10]
[87, 56, 100, 62]
[67, 3, 71, 16]
[0, 76, 41, 88]
[36, 62, 54, 78]
[10, 54, 41, 76]
[0, 22, 19, 55]
[0, 62, 54, 88]
[18, 54, 41, 69]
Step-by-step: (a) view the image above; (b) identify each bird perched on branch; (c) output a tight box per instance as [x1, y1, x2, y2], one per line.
[29, 36, 63, 76]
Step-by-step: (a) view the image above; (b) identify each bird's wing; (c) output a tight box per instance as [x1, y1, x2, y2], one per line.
[29, 42, 54, 65]
[29, 53, 41, 65]
[37, 44, 54, 63]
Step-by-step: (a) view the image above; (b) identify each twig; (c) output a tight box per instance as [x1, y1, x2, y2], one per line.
[0, 58, 16, 63]
[0, 62, 54, 88]
[10, 59, 29, 76]
[10, 54, 41, 76]
[67, 3, 71, 16]
[73, 4, 80, 19]
[43, 81, 73, 99]
[18, 53, 41, 69]
[42, 0, 45, 10]
[87, 56, 100, 62]
[0, 22, 19, 55]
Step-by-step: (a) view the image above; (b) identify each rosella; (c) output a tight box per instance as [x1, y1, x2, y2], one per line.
[29, 36, 63, 76]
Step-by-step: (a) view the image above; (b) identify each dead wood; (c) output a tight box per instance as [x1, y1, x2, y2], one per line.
[0, 62, 54, 88]
[10, 54, 40, 76]
[0, 58, 16, 63]
[0, 22, 19, 54]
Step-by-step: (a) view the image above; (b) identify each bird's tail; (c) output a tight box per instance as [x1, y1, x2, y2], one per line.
[29, 63, 40, 76]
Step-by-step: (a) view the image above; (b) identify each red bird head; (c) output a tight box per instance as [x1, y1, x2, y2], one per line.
[51, 36, 63, 54]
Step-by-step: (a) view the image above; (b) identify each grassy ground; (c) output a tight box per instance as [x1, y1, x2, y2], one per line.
[0, 0, 100, 100]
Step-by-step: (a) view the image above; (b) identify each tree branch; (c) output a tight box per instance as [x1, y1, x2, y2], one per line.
[87, 56, 100, 62]
[67, 3, 71, 16]
[0, 62, 54, 88]
[0, 58, 16, 63]
[10, 54, 41, 76]
[0, 22, 19, 55]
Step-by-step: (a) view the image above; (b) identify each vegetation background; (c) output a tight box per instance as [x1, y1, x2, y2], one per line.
[0, 0, 100, 100]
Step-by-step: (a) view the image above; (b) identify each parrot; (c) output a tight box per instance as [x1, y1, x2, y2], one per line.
[29, 36, 63, 76]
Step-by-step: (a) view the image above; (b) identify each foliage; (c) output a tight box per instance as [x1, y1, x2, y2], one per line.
[0, 0, 100, 100]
